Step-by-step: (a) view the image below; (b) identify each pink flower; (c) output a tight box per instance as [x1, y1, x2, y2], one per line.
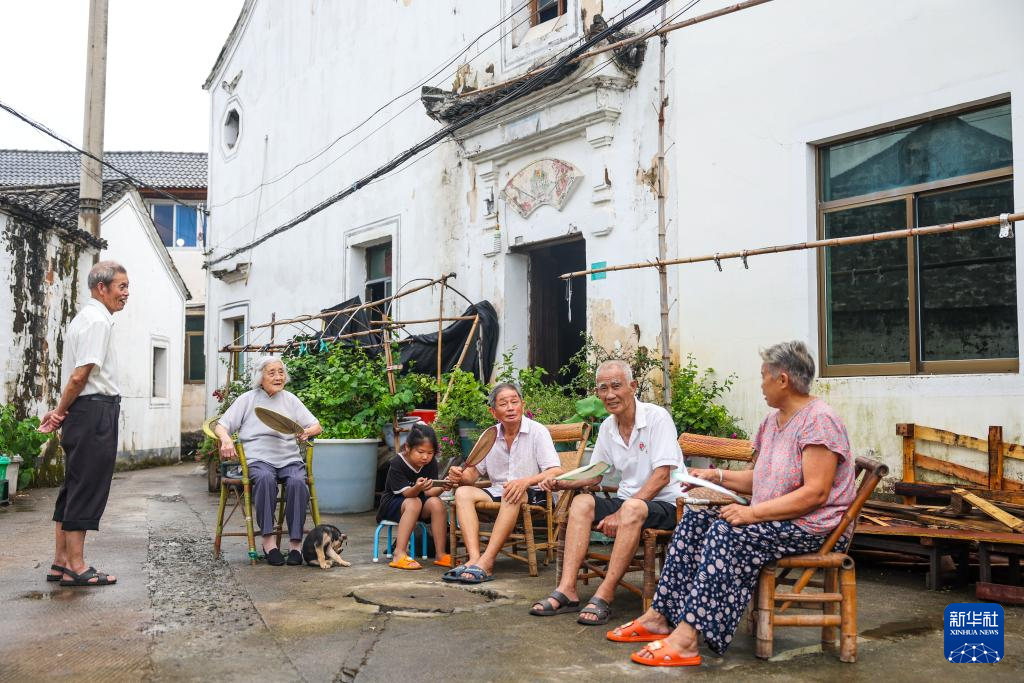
[730, 433, 738, 439]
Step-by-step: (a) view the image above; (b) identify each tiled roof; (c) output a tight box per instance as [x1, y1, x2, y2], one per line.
[0, 150, 207, 189]
[0, 181, 133, 248]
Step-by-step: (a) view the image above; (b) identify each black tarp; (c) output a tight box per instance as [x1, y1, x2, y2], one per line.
[312, 299, 498, 392]
[398, 300, 498, 385]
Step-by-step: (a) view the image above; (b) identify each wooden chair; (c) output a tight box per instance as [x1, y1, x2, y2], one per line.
[449, 422, 591, 576]
[637, 433, 755, 609]
[561, 433, 755, 607]
[752, 456, 888, 662]
[207, 417, 322, 563]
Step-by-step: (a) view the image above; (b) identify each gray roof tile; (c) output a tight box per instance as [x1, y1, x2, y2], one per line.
[0, 150, 207, 189]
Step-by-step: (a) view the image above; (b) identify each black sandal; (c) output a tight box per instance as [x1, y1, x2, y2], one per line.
[577, 596, 612, 625]
[46, 564, 68, 582]
[265, 548, 286, 566]
[529, 590, 580, 616]
[60, 566, 116, 587]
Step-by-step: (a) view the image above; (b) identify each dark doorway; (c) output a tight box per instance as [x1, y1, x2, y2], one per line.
[526, 238, 586, 381]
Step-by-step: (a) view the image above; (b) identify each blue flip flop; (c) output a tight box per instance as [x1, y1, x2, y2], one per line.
[441, 564, 467, 582]
[457, 565, 493, 584]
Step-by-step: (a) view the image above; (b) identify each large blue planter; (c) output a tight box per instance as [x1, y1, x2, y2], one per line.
[312, 439, 379, 513]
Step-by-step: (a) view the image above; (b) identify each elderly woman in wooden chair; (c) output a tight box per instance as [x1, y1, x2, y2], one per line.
[608, 341, 856, 668]
[214, 356, 321, 566]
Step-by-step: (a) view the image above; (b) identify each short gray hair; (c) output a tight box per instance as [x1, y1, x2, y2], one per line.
[88, 260, 127, 289]
[760, 341, 816, 394]
[595, 359, 633, 383]
[487, 382, 522, 408]
[251, 355, 288, 389]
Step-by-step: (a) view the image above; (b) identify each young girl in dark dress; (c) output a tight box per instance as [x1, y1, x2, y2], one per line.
[377, 423, 452, 569]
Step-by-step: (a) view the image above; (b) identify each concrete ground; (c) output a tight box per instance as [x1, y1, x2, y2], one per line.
[1, 463, 1022, 682]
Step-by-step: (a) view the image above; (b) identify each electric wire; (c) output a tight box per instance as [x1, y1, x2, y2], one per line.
[0, 99, 203, 214]
[208, 0, 671, 266]
[206, 0, 657, 250]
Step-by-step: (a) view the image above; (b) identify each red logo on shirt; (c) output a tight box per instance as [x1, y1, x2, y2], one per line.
[639, 442, 646, 451]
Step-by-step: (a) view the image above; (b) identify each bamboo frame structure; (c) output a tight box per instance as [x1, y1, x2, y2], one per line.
[215, 273, 483, 423]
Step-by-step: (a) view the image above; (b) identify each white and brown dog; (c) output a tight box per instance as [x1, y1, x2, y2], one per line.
[301, 524, 350, 569]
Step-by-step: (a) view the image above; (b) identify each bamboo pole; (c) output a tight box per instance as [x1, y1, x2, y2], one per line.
[250, 273, 454, 328]
[560, 212, 1024, 280]
[442, 314, 480, 405]
[655, 3, 671, 409]
[369, 316, 475, 326]
[436, 279, 446, 405]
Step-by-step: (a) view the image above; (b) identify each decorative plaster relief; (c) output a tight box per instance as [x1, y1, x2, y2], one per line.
[502, 159, 582, 218]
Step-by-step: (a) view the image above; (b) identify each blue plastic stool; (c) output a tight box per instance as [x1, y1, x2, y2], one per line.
[373, 520, 428, 562]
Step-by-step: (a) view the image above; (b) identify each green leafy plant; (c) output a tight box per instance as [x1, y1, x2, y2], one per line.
[669, 355, 747, 439]
[494, 348, 576, 425]
[434, 368, 491, 461]
[196, 372, 251, 464]
[561, 333, 662, 400]
[284, 343, 426, 440]
[563, 396, 609, 446]
[0, 403, 53, 489]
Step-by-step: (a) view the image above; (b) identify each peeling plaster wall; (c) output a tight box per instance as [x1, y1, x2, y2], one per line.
[204, 1, 677, 415]
[670, 0, 1024, 484]
[0, 211, 93, 419]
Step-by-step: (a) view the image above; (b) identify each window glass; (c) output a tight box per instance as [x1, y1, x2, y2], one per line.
[187, 334, 206, 382]
[186, 315, 204, 332]
[824, 200, 909, 365]
[917, 180, 1016, 361]
[821, 104, 1012, 202]
[366, 243, 391, 280]
[175, 206, 198, 247]
[153, 205, 174, 246]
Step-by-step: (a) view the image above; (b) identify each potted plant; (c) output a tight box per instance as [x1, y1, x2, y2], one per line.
[285, 343, 425, 513]
[669, 355, 748, 439]
[434, 368, 491, 464]
[0, 403, 53, 493]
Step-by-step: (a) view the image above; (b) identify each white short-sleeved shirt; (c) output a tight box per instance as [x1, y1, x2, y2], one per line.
[474, 416, 561, 498]
[218, 388, 318, 468]
[591, 400, 683, 504]
[61, 297, 120, 396]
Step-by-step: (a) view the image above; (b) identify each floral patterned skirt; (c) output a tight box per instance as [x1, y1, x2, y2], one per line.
[651, 506, 846, 655]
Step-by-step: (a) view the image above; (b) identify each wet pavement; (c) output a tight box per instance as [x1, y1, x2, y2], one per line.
[2, 463, 1023, 682]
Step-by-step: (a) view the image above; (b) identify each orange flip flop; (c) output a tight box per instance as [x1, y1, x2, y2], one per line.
[607, 619, 664, 643]
[433, 554, 454, 568]
[388, 556, 422, 570]
[630, 640, 702, 667]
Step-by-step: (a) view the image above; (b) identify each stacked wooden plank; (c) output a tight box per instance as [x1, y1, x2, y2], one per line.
[852, 423, 1024, 603]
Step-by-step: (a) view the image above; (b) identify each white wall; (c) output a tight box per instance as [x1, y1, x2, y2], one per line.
[100, 193, 186, 464]
[670, 0, 1024, 482]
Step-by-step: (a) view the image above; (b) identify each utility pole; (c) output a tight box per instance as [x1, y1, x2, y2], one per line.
[656, 3, 672, 408]
[79, 0, 109, 259]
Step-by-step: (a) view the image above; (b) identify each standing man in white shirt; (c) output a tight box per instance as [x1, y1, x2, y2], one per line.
[41, 261, 129, 587]
[443, 382, 564, 584]
[531, 359, 683, 625]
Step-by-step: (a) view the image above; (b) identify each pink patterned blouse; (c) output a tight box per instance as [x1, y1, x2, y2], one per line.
[751, 398, 855, 535]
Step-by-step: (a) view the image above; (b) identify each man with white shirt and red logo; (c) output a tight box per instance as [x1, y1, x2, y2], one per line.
[531, 359, 683, 625]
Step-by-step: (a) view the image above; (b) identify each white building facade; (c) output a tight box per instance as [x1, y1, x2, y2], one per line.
[204, 0, 1023, 484]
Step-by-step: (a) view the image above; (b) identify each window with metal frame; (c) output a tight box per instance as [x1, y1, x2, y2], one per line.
[818, 101, 1015, 376]
[364, 241, 393, 322]
[151, 202, 206, 248]
[185, 315, 205, 383]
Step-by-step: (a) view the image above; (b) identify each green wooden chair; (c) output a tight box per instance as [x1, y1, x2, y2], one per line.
[206, 416, 322, 564]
